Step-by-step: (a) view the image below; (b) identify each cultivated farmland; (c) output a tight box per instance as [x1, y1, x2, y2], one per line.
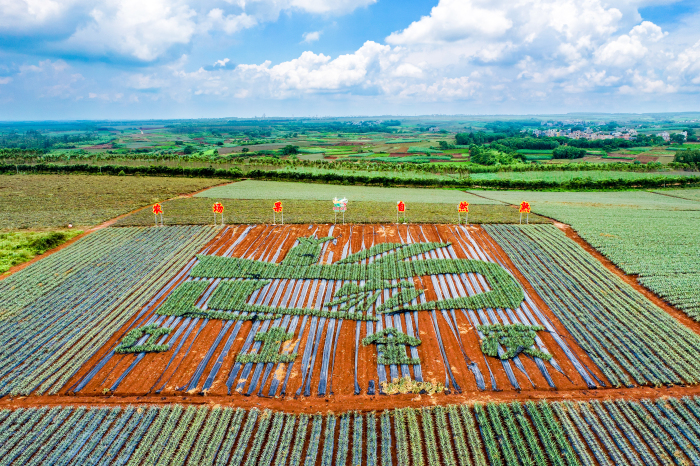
[0, 174, 229, 229]
[2, 209, 700, 463]
[3, 398, 700, 465]
[474, 190, 700, 321]
[194, 180, 504, 204]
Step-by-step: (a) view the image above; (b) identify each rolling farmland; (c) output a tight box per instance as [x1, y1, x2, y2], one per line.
[2, 216, 700, 463]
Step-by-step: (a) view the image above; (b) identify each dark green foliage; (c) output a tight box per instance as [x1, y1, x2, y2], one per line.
[552, 146, 587, 159]
[208, 279, 270, 310]
[674, 149, 700, 164]
[114, 324, 171, 354]
[478, 324, 552, 360]
[281, 236, 334, 267]
[235, 327, 297, 364]
[190, 250, 524, 312]
[26, 232, 70, 254]
[362, 328, 421, 365]
[3, 162, 698, 190]
[156, 280, 209, 317]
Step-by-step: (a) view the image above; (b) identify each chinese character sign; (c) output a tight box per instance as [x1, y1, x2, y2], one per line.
[458, 202, 469, 213]
[397, 201, 406, 213]
[153, 203, 163, 215]
[519, 201, 531, 214]
[332, 198, 348, 213]
[212, 202, 224, 214]
[273, 201, 283, 213]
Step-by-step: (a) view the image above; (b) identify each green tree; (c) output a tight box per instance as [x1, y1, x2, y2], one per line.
[281, 145, 299, 155]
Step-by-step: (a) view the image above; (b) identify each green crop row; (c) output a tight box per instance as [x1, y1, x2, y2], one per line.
[487, 224, 700, 387]
[3, 398, 700, 465]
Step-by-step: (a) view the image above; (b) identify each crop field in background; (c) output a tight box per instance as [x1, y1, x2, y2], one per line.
[114, 198, 542, 225]
[194, 180, 503, 204]
[468, 169, 700, 182]
[0, 174, 228, 229]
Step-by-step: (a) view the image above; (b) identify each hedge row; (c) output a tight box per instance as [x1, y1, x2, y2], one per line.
[2, 162, 700, 191]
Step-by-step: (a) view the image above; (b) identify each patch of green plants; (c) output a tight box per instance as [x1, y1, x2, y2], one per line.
[115, 324, 172, 354]
[235, 327, 297, 364]
[380, 376, 445, 394]
[478, 323, 551, 360]
[0, 230, 82, 274]
[362, 328, 421, 365]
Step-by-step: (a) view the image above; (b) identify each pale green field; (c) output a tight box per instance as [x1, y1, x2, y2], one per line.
[471, 189, 700, 210]
[196, 180, 503, 204]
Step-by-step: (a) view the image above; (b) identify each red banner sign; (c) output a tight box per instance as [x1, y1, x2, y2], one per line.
[212, 202, 224, 214]
[152, 203, 163, 215]
[519, 201, 531, 214]
[397, 201, 405, 213]
[458, 201, 470, 213]
[273, 201, 283, 213]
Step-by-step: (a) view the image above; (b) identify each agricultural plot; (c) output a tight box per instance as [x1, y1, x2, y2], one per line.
[475, 190, 700, 321]
[4, 397, 700, 465]
[487, 224, 700, 387]
[68, 221, 700, 400]
[71, 223, 602, 398]
[194, 180, 502, 204]
[0, 226, 219, 396]
[114, 198, 542, 226]
[0, 174, 228, 229]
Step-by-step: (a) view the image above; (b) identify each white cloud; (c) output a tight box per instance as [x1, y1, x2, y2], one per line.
[595, 21, 666, 67]
[0, 0, 72, 32]
[302, 31, 321, 43]
[4, 0, 700, 113]
[0, 77, 12, 84]
[64, 0, 197, 61]
[0, 0, 375, 62]
[285, 0, 375, 14]
[205, 8, 257, 34]
[619, 71, 676, 94]
[387, 0, 512, 45]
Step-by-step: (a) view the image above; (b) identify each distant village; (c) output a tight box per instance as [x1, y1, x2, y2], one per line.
[525, 120, 689, 142]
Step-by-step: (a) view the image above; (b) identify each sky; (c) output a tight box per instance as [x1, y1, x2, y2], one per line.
[1, 0, 700, 120]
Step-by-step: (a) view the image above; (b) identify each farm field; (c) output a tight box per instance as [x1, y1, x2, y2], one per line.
[468, 169, 700, 182]
[194, 180, 502, 203]
[4, 397, 700, 465]
[70, 224, 606, 399]
[114, 198, 543, 225]
[1, 190, 700, 463]
[474, 190, 700, 321]
[0, 174, 228, 229]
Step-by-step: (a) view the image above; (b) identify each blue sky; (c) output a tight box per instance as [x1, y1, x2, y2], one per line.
[1, 0, 700, 120]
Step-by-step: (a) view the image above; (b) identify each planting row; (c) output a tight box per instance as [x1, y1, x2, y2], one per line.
[487, 224, 700, 387]
[4, 396, 700, 465]
[0, 226, 220, 396]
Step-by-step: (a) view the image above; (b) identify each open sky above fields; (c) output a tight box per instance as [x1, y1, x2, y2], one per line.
[2, 0, 700, 119]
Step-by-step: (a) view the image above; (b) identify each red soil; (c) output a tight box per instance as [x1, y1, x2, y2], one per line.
[63, 224, 620, 412]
